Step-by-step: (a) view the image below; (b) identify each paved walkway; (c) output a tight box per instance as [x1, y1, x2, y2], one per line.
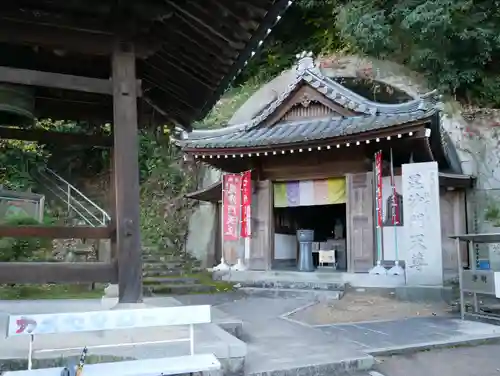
[175, 293, 500, 375]
[1, 294, 500, 375]
[212, 296, 371, 375]
[315, 317, 500, 354]
[372, 343, 500, 376]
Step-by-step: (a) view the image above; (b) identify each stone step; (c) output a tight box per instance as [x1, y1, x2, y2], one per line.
[235, 280, 346, 291]
[144, 283, 217, 296]
[142, 255, 183, 263]
[143, 277, 200, 285]
[142, 246, 160, 253]
[142, 262, 183, 270]
[142, 269, 182, 277]
[239, 287, 344, 300]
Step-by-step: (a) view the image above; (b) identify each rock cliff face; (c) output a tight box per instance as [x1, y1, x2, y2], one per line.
[185, 54, 500, 265]
[184, 166, 222, 267]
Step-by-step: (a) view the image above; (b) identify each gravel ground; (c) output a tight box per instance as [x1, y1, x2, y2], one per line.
[289, 291, 451, 325]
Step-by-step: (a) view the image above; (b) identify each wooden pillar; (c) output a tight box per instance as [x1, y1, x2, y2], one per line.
[112, 42, 142, 303]
[109, 143, 117, 262]
[214, 202, 222, 266]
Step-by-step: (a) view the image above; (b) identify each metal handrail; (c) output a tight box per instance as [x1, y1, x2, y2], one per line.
[40, 179, 97, 227]
[36, 167, 110, 226]
[39, 175, 103, 226]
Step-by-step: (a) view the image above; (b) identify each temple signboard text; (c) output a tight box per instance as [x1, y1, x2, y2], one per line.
[223, 173, 242, 241]
[240, 170, 252, 238]
[402, 162, 443, 286]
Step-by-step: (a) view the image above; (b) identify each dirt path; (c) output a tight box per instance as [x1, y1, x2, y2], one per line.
[289, 290, 451, 325]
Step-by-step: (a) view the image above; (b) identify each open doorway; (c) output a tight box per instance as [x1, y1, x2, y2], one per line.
[273, 203, 347, 271]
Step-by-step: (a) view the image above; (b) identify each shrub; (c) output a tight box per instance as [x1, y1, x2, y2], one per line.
[0, 216, 52, 262]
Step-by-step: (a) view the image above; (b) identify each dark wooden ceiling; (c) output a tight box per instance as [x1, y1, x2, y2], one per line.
[0, 0, 290, 129]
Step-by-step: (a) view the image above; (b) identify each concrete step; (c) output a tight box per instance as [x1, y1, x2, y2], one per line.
[236, 280, 346, 291]
[143, 277, 200, 285]
[211, 307, 244, 340]
[239, 287, 344, 300]
[144, 284, 217, 296]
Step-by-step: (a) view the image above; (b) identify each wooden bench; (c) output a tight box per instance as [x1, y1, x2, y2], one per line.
[3, 305, 221, 376]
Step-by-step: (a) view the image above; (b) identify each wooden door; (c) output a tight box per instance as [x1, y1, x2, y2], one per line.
[347, 172, 375, 272]
[441, 190, 468, 279]
[250, 180, 273, 270]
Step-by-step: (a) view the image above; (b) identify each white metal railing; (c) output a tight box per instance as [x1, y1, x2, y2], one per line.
[34, 167, 110, 227]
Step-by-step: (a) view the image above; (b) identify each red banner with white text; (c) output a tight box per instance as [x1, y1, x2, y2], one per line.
[222, 173, 242, 241]
[375, 151, 383, 228]
[240, 170, 252, 238]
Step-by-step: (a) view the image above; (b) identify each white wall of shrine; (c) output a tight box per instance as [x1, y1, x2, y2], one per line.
[185, 167, 221, 267]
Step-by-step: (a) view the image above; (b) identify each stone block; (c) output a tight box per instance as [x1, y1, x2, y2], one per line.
[402, 162, 443, 286]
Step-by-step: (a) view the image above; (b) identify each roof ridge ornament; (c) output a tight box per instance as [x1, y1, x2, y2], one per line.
[295, 51, 316, 76]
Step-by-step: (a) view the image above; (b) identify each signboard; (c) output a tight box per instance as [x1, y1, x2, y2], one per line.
[0, 189, 44, 222]
[240, 170, 252, 238]
[402, 162, 442, 285]
[7, 305, 211, 337]
[222, 173, 241, 241]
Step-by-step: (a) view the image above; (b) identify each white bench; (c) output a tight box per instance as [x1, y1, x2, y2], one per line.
[3, 305, 221, 376]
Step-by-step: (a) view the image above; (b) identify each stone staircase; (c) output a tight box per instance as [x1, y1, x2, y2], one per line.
[234, 279, 346, 300]
[142, 247, 216, 296]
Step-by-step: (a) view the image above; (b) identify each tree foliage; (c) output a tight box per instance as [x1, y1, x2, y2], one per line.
[0, 120, 111, 190]
[0, 216, 52, 262]
[336, 0, 500, 106]
[0, 139, 48, 190]
[138, 132, 197, 251]
[241, 0, 500, 108]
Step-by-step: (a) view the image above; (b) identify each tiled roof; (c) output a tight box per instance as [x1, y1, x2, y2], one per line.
[240, 68, 439, 131]
[175, 53, 442, 151]
[180, 109, 436, 150]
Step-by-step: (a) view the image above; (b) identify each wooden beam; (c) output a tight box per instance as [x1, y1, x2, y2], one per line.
[183, 1, 252, 41]
[112, 42, 143, 304]
[0, 127, 112, 147]
[0, 225, 114, 239]
[0, 261, 118, 284]
[34, 97, 113, 124]
[0, 66, 142, 96]
[165, 1, 244, 48]
[0, 66, 111, 95]
[0, 18, 160, 58]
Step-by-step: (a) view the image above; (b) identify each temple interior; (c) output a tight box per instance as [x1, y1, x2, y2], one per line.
[273, 203, 347, 270]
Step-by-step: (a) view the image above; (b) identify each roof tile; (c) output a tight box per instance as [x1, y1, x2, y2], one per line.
[180, 109, 435, 150]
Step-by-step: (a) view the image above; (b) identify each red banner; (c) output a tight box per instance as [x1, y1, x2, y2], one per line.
[375, 151, 383, 227]
[222, 173, 242, 241]
[240, 170, 252, 238]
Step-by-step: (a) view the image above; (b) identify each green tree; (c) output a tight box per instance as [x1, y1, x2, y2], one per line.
[336, 0, 500, 106]
[241, 0, 500, 108]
